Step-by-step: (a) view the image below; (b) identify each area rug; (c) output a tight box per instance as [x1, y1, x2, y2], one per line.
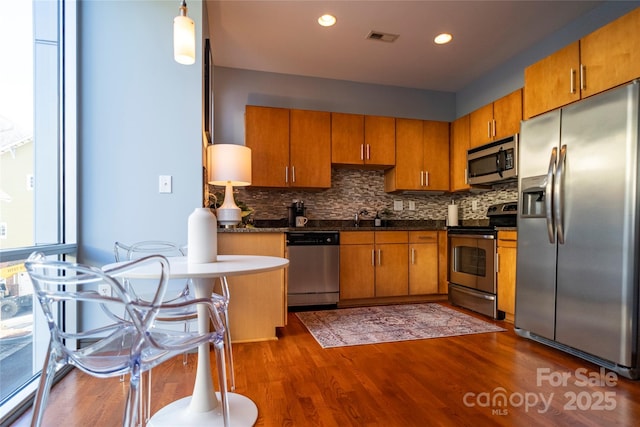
[295, 303, 505, 348]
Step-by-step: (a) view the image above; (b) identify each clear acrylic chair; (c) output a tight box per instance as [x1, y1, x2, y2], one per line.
[114, 240, 236, 392]
[25, 252, 230, 427]
[114, 241, 194, 365]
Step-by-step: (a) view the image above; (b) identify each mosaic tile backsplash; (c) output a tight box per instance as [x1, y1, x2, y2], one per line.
[212, 168, 518, 223]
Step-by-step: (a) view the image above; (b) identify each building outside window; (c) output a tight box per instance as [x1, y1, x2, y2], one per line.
[0, 0, 77, 423]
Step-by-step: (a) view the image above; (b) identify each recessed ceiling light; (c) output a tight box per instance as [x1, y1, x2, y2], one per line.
[434, 33, 453, 45]
[318, 14, 337, 27]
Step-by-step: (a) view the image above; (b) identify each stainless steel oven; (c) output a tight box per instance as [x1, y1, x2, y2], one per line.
[447, 202, 517, 319]
[449, 232, 496, 293]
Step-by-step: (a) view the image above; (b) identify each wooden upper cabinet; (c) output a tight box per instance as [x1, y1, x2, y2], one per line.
[384, 119, 449, 192]
[580, 7, 640, 98]
[364, 115, 396, 167]
[525, 7, 640, 119]
[332, 113, 395, 168]
[245, 106, 331, 188]
[524, 42, 581, 119]
[423, 120, 450, 191]
[290, 109, 331, 188]
[387, 118, 423, 191]
[331, 112, 364, 165]
[469, 103, 494, 148]
[470, 89, 522, 147]
[493, 89, 523, 139]
[245, 105, 290, 187]
[450, 115, 470, 192]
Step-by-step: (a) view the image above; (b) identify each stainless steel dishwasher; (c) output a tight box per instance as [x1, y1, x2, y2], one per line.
[286, 231, 340, 307]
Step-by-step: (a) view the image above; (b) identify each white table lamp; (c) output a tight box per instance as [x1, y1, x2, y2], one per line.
[208, 144, 252, 227]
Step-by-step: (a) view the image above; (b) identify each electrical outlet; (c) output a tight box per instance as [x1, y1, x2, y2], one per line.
[394, 200, 403, 211]
[472, 200, 478, 211]
[98, 284, 111, 297]
[408, 201, 416, 211]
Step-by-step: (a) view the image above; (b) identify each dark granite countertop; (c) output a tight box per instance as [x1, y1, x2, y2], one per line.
[219, 219, 448, 232]
[218, 219, 517, 233]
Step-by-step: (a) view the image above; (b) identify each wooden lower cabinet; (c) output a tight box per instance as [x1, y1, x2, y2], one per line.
[374, 232, 409, 297]
[217, 232, 287, 342]
[340, 230, 447, 304]
[497, 231, 517, 323]
[408, 231, 438, 295]
[438, 231, 448, 294]
[339, 236, 376, 299]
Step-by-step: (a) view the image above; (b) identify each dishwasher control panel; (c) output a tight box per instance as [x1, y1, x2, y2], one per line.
[286, 231, 340, 246]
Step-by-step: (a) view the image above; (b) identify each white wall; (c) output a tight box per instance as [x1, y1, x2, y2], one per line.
[78, 0, 205, 267]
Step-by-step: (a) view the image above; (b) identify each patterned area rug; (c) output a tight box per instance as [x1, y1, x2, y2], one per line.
[296, 303, 506, 348]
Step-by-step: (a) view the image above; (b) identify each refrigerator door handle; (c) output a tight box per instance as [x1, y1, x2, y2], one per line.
[546, 147, 557, 244]
[554, 144, 567, 244]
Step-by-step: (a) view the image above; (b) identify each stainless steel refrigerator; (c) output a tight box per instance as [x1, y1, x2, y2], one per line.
[515, 80, 640, 379]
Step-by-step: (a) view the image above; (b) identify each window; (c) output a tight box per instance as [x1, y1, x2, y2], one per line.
[0, 0, 77, 423]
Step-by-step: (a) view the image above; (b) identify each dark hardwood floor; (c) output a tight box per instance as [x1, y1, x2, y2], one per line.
[11, 303, 640, 426]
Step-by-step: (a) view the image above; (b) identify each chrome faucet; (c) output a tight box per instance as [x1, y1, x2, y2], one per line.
[354, 209, 369, 227]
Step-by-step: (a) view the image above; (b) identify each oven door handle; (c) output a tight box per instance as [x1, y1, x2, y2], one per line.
[449, 234, 495, 240]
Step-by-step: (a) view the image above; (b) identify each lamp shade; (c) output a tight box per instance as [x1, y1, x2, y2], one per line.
[173, 4, 195, 65]
[208, 144, 252, 186]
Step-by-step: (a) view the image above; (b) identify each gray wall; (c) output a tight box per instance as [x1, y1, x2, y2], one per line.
[456, 0, 640, 116]
[212, 67, 456, 146]
[212, 0, 640, 142]
[78, 0, 205, 267]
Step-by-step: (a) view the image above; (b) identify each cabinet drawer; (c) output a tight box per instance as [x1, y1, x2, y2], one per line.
[340, 231, 375, 245]
[409, 231, 438, 244]
[498, 231, 518, 248]
[497, 231, 518, 248]
[375, 231, 408, 244]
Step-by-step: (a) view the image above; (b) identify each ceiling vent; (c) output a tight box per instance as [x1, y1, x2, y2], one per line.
[366, 31, 399, 43]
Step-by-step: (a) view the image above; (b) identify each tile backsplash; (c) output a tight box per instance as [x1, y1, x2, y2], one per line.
[212, 168, 517, 223]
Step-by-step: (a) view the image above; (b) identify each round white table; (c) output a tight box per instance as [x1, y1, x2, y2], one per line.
[104, 255, 289, 427]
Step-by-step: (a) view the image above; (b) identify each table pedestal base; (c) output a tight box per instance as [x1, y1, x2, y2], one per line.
[147, 392, 258, 427]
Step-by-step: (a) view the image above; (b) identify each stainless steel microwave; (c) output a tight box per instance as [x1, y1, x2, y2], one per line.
[467, 134, 518, 185]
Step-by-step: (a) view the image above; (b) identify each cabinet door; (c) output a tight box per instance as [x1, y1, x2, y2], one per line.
[218, 232, 287, 341]
[408, 232, 438, 295]
[391, 118, 423, 191]
[245, 106, 289, 187]
[580, 7, 640, 98]
[331, 112, 364, 165]
[437, 231, 448, 294]
[493, 89, 522, 140]
[375, 243, 408, 297]
[339, 244, 375, 299]
[290, 109, 332, 188]
[469, 103, 494, 148]
[497, 231, 517, 322]
[364, 115, 395, 167]
[450, 115, 470, 192]
[422, 120, 450, 191]
[524, 41, 581, 119]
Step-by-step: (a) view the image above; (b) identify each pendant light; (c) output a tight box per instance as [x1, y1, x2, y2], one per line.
[173, 0, 195, 65]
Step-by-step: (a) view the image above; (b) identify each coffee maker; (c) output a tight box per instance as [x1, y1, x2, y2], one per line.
[288, 200, 306, 227]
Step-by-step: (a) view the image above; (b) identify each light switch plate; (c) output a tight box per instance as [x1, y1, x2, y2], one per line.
[159, 175, 172, 193]
[394, 200, 403, 211]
